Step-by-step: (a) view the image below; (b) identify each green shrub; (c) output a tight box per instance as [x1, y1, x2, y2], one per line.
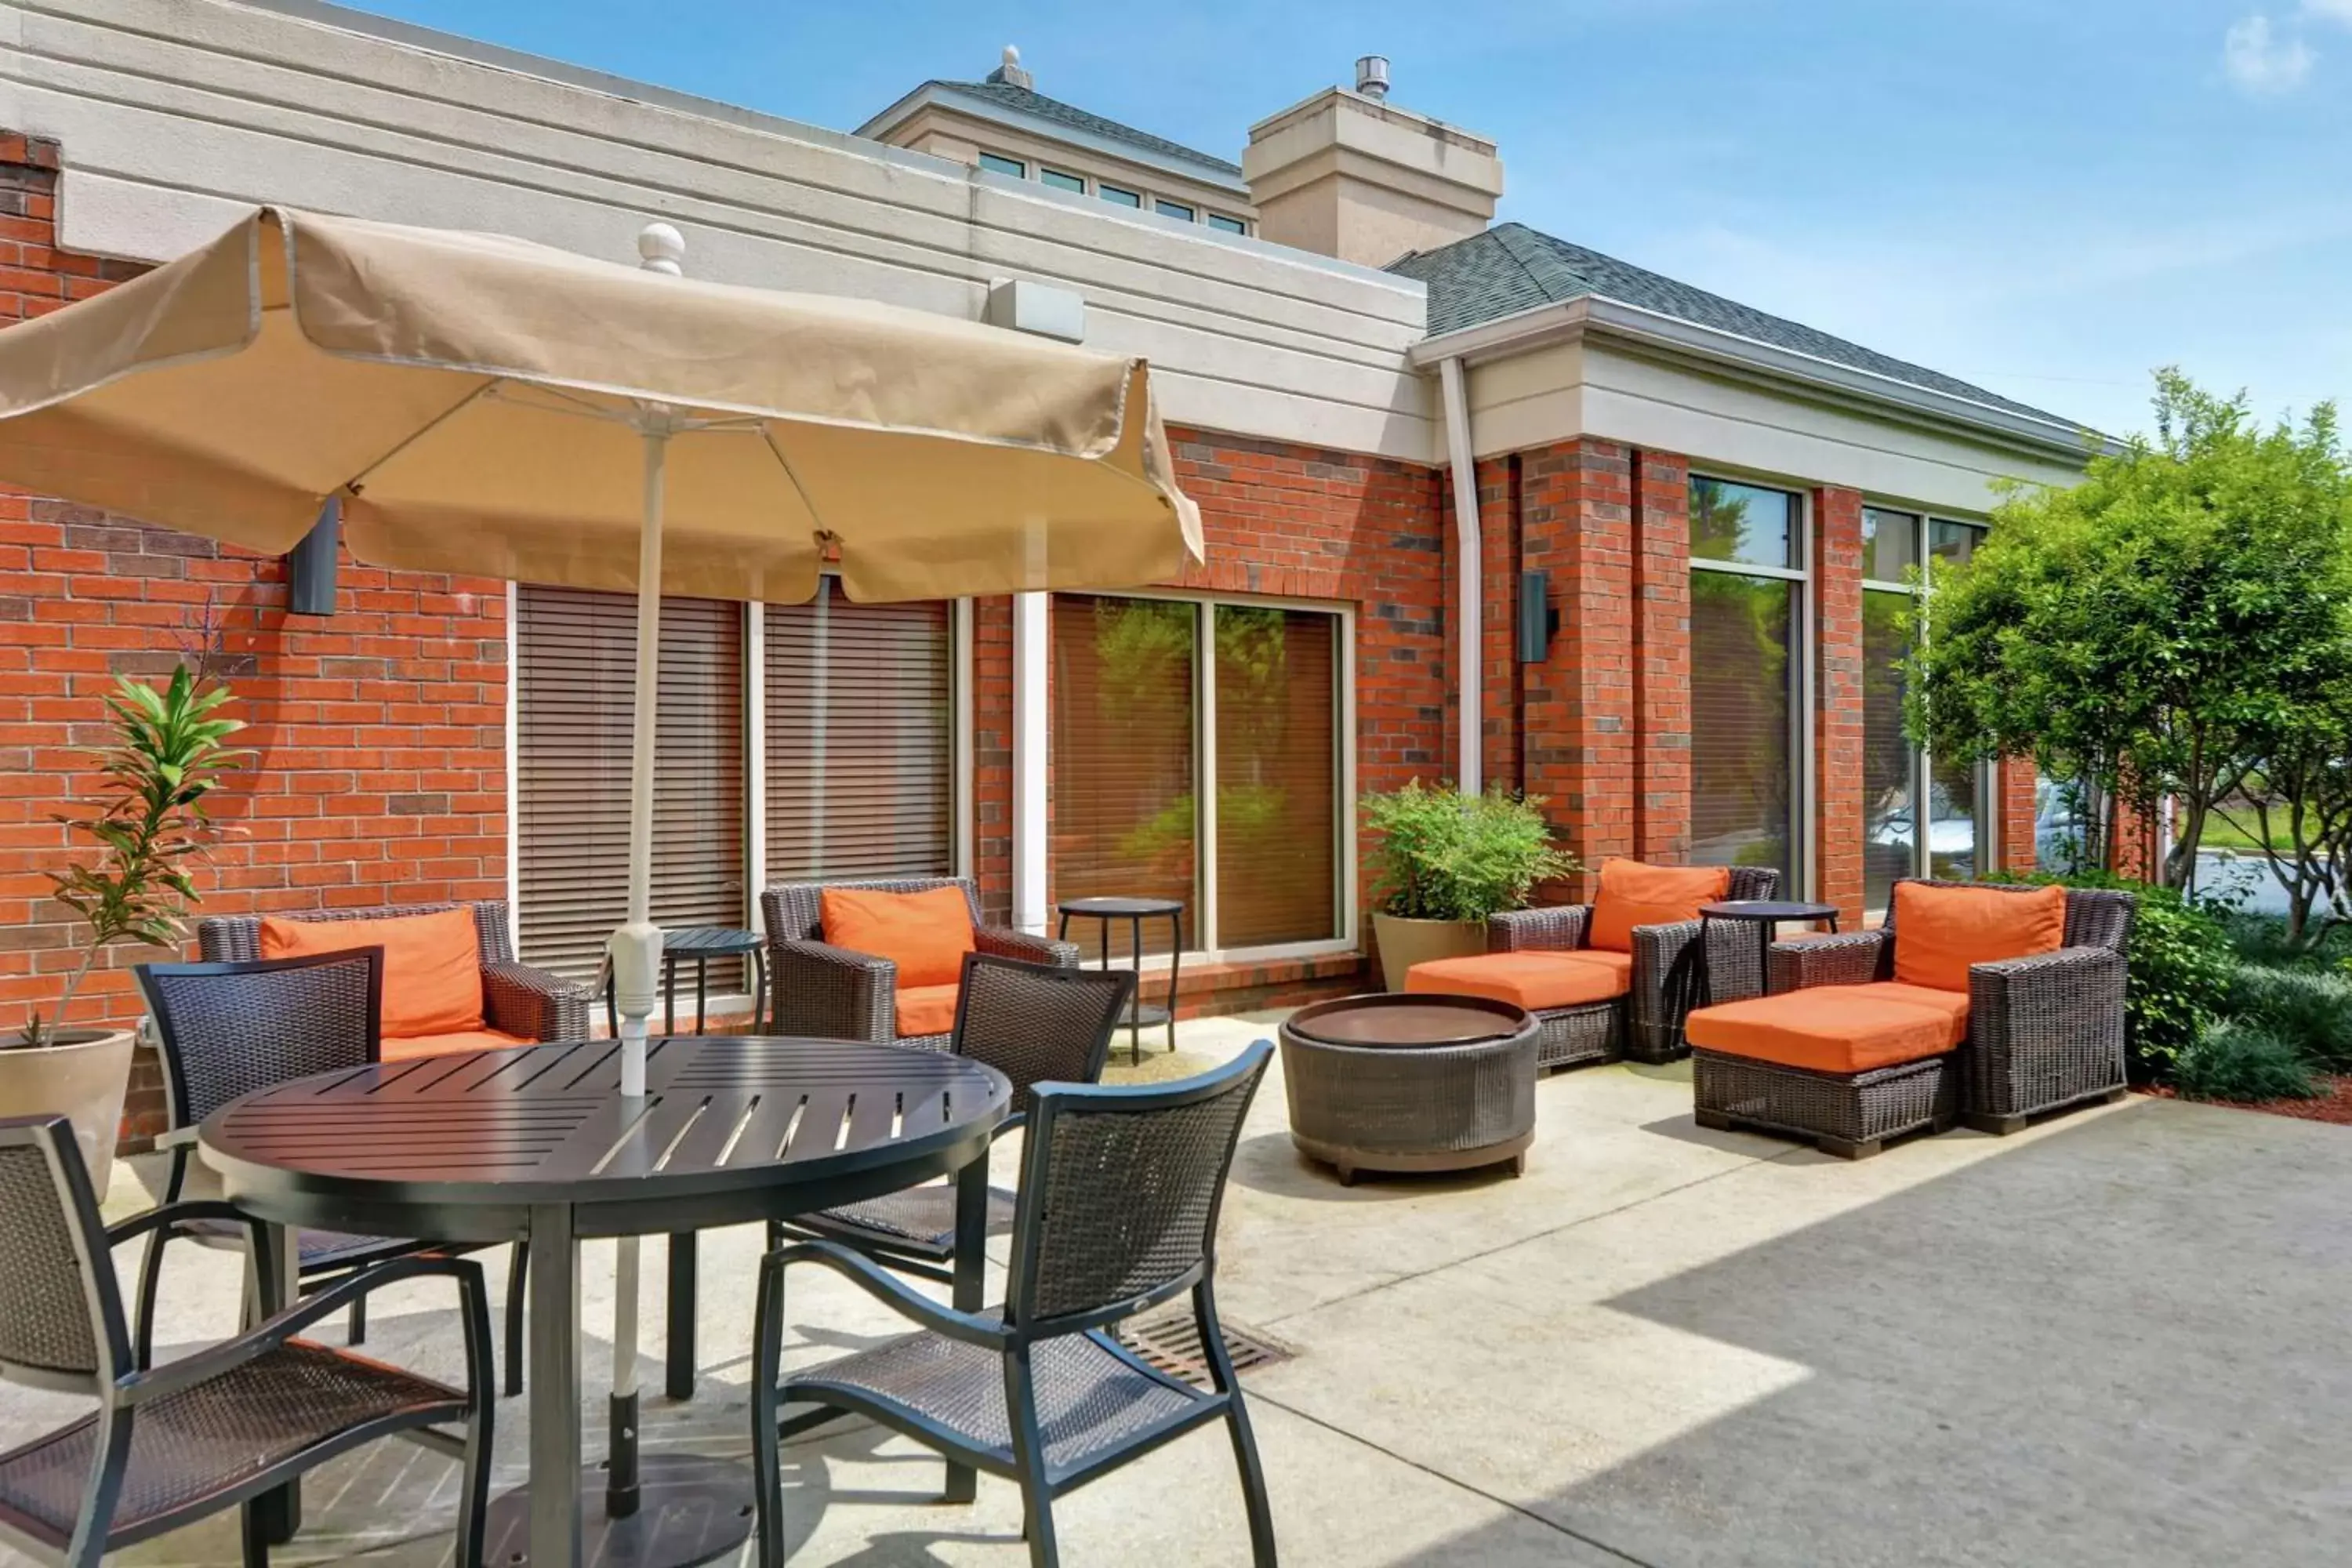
[1987, 869, 2234, 1082]
[1360, 781, 1577, 923]
[2219, 910, 2352, 971]
[2226, 963, 2352, 1069]
[2171, 1020, 2321, 1102]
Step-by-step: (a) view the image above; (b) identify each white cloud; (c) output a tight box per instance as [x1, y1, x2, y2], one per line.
[2303, 0, 2352, 24]
[2225, 14, 2316, 93]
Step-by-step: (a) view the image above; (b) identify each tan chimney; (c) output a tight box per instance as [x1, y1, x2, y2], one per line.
[1243, 62, 1501, 267]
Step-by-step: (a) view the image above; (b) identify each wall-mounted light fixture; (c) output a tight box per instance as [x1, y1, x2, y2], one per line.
[285, 497, 339, 615]
[1516, 568, 1559, 662]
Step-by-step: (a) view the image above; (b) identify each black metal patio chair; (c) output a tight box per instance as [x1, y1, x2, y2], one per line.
[766, 953, 1135, 1281]
[0, 1113, 494, 1568]
[134, 950, 532, 1396]
[750, 1039, 1278, 1568]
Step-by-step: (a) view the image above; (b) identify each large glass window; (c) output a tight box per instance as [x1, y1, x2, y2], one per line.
[1690, 477, 1803, 887]
[1052, 593, 1346, 959]
[978, 152, 1027, 178]
[1862, 583, 1915, 911]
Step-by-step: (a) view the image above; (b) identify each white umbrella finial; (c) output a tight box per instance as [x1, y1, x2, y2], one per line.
[637, 221, 685, 276]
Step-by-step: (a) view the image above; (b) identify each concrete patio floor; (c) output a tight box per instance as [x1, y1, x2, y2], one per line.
[16, 1012, 2349, 1567]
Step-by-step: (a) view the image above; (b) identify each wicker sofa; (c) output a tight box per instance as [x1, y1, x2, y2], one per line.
[760, 877, 1079, 1051]
[198, 900, 591, 1048]
[1692, 878, 2134, 1156]
[1476, 866, 1781, 1069]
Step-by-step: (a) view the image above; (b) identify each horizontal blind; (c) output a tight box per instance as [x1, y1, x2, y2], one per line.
[1051, 594, 1196, 960]
[516, 587, 746, 982]
[1862, 588, 1915, 911]
[1689, 573, 1795, 886]
[766, 583, 953, 883]
[1214, 606, 1338, 948]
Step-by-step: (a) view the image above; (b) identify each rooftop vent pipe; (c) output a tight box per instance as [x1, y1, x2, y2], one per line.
[1356, 55, 1390, 100]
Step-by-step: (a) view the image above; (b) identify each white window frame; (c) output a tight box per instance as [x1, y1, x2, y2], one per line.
[506, 583, 971, 1028]
[1689, 473, 1814, 899]
[1861, 506, 1994, 910]
[1055, 586, 1358, 970]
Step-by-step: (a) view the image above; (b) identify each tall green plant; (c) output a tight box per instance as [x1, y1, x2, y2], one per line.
[22, 669, 245, 1047]
[1361, 782, 1577, 923]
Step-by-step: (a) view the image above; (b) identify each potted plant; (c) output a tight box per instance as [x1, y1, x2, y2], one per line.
[1361, 781, 1577, 991]
[3, 667, 244, 1199]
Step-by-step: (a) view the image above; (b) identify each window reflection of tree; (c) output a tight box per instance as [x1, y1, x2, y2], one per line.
[1691, 572, 1792, 877]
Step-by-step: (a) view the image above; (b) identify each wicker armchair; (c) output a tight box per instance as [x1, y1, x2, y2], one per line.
[135, 952, 532, 1399]
[1754, 878, 2136, 1135]
[197, 900, 591, 1044]
[760, 877, 1079, 1051]
[1486, 866, 1780, 1065]
[752, 1041, 1278, 1568]
[0, 1114, 494, 1568]
[769, 953, 1134, 1282]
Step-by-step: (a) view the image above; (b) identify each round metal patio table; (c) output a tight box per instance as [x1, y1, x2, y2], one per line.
[198, 1035, 1011, 1568]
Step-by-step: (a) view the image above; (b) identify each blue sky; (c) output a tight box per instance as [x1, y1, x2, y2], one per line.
[350, 0, 2351, 441]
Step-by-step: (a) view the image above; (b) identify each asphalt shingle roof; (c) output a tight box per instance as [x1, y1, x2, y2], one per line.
[1388, 223, 2074, 428]
[932, 79, 1243, 178]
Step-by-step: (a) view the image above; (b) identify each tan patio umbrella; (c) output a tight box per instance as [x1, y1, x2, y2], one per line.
[0, 204, 1200, 1557]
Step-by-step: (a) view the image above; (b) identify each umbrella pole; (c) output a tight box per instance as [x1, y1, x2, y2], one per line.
[604, 419, 670, 1520]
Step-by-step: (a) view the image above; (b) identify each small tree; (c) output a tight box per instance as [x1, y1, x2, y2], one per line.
[21, 668, 245, 1046]
[1910, 370, 2352, 893]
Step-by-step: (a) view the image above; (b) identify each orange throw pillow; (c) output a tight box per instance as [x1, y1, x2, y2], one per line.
[1892, 883, 2066, 994]
[260, 907, 484, 1038]
[1588, 861, 1733, 953]
[819, 886, 975, 989]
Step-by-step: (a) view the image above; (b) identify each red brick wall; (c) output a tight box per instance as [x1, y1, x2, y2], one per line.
[1998, 756, 2039, 873]
[1812, 486, 1865, 922]
[1475, 456, 1522, 793]
[0, 134, 505, 1142]
[968, 596, 1013, 924]
[1521, 440, 1635, 890]
[1631, 450, 1691, 862]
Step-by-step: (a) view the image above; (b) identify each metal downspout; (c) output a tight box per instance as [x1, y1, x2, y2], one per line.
[1440, 355, 1482, 796]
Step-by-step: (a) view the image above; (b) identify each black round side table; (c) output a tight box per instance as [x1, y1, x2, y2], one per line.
[1689, 899, 1842, 1011]
[1056, 895, 1182, 1064]
[604, 926, 769, 1036]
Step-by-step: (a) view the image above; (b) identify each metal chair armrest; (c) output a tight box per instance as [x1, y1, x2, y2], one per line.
[106, 1198, 265, 1252]
[153, 1125, 201, 1151]
[1486, 905, 1592, 953]
[1766, 930, 1889, 993]
[482, 960, 593, 1041]
[987, 1109, 1029, 1145]
[975, 925, 1081, 967]
[122, 1254, 488, 1406]
[768, 1240, 1006, 1349]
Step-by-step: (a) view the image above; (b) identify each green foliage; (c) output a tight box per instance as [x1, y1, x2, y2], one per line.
[1360, 781, 1577, 924]
[1987, 869, 2234, 1079]
[2172, 1019, 2321, 1102]
[2224, 963, 2352, 1071]
[23, 669, 245, 1047]
[1910, 370, 2352, 893]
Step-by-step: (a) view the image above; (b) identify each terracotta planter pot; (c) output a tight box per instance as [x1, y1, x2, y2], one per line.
[1370, 912, 1489, 993]
[0, 1027, 136, 1202]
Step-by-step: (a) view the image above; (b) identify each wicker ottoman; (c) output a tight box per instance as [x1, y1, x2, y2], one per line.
[1686, 992, 1959, 1160]
[1279, 993, 1537, 1185]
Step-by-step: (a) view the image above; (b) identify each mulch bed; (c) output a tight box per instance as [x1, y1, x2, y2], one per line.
[2144, 1074, 2352, 1126]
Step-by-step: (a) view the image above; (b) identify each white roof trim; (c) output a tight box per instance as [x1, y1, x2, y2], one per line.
[1410, 294, 2116, 461]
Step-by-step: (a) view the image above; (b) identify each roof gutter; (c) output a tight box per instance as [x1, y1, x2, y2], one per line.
[1408, 294, 2118, 463]
[1439, 355, 1482, 797]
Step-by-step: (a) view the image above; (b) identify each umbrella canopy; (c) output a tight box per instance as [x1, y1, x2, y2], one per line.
[0, 205, 1201, 601]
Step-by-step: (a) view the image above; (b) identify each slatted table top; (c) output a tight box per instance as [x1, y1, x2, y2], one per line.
[198, 1036, 1010, 1240]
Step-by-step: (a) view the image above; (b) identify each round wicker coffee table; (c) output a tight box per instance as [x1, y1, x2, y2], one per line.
[1279, 993, 1538, 1185]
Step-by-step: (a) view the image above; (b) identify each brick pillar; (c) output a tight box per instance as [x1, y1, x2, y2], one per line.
[1522, 441, 1635, 891]
[1812, 486, 1865, 920]
[1998, 756, 2038, 873]
[1632, 450, 1691, 862]
[969, 595, 1014, 924]
[1478, 456, 1521, 793]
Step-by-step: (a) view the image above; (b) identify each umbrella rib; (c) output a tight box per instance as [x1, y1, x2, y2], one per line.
[760, 424, 827, 540]
[337, 376, 504, 495]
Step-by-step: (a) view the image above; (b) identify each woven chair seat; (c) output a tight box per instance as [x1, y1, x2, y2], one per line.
[797, 1184, 1018, 1256]
[786, 1326, 1208, 1484]
[0, 1340, 465, 1544]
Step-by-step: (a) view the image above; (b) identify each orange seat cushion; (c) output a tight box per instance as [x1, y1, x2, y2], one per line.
[1406, 951, 1629, 1011]
[383, 1027, 534, 1063]
[1838, 982, 1971, 1047]
[895, 983, 962, 1040]
[1892, 883, 2066, 994]
[1686, 992, 1953, 1074]
[820, 886, 975, 989]
[1588, 861, 1733, 953]
[260, 907, 483, 1037]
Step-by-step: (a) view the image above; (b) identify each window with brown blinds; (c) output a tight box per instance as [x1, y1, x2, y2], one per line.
[1689, 572, 1795, 886]
[766, 582, 953, 883]
[1214, 607, 1338, 947]
[515, 588, 746, 982]
[1051, 595, 1198, 958]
